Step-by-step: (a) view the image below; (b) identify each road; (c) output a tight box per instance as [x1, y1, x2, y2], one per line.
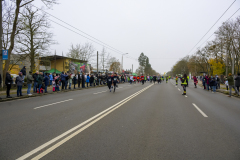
[0, 80, 240, 160]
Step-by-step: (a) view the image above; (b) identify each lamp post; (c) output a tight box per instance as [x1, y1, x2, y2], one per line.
[122, 53, 128, 73]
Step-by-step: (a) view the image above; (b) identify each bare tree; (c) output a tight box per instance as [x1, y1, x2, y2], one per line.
[3, 0, 57, 81]
[67, 43, 95, 62]
[15, 6, 55, 72]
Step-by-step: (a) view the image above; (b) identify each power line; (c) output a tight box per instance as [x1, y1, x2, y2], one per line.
[30, 4, 127, 55]
[187, 0, 236, 55]
[198, 7, 240, 48]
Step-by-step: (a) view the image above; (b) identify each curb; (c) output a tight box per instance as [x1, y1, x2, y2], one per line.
[0, 84, 107, 102]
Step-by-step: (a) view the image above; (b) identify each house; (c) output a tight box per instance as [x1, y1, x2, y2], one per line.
[39, 55, 91, 74]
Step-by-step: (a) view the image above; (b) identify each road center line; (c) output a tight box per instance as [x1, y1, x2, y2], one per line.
[17, 84, 154, 160]
[192, 103, 208, 117]
[34, 99, 73, 110]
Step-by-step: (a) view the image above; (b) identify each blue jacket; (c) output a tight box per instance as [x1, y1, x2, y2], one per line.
[86, 76, 90, 83]
[44, 75, 49, 86]
[49, 74, 53, 81]
[61, 73, 67, 81]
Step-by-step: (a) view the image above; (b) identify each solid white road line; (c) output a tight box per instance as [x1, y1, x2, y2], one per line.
[192, 103, 208, 117]
[33, 99, 73, 110]
[17, 84, 154, 160]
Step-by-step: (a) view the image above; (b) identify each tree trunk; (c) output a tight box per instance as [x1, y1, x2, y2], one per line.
[3, 0, 21, 83]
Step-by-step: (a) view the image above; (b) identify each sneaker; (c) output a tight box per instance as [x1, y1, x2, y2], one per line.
[28, 94, 32, 96]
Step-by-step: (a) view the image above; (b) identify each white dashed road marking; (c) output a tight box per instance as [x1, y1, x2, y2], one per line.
[34, 99, 73, 109]
[192, 103, 208, 117]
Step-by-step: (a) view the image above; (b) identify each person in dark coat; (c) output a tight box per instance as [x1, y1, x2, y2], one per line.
[90, 75, 94, 86]
[82, 72, 85, 88]
[73, 75, 77, 89]
[16, 72, 24, 97]
[33, 71, 39, 93]
[38, 72, 43, 94]
[5, 71, 13, 98]
[43, 73, 49, 93]
[234, 73, 240, 95]
[20, 66, 26, 82]
[61, 72, 67, 90]
[210, 76, 217, 93]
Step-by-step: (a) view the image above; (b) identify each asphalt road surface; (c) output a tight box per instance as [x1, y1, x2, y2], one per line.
[1, 80, 240, 160]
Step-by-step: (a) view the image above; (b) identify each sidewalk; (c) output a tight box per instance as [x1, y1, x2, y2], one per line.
[0, 84, 106, 102]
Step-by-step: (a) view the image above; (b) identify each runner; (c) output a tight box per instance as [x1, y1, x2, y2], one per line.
[130, 75, 134, 84]
[133, 75, 137, 84]
[193, 76, 198, 88]
[181, 74, 188, 95]
[141, 74, 145, 85]
[153, 75, 156, 84]
[150, 76, 153, 83]
[107, 73, 113, 92]
[176, 76, 178, 85]
[157, 74, 161, 84]
[112, 73, 119, 92]
[166, 76, 169, 83]
[137, 76, 140, 83]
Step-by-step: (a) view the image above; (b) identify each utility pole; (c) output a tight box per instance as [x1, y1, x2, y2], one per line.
[0, 0, 2, 87]
[54, 50, 56, 73]
[226, 52, 228, 77]
[122, 55, 123, 72]
[97, 51, 98, 74]
[232, 50, 235, 75]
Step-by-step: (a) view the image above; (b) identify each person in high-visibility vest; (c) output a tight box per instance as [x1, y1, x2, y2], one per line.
[181, 74, 188, 95]
[187, 76, 189, 87]
[166, 76, 169, 83]
[176, 76, 178, 85]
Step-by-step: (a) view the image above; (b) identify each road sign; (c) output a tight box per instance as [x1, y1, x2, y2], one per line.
[2, 50, 8, 60]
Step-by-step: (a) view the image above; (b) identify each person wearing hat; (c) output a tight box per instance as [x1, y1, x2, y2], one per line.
[27, 71, 34, 96]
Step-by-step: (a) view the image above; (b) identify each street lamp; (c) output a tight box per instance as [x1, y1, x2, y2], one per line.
[122, 53, 128, 73]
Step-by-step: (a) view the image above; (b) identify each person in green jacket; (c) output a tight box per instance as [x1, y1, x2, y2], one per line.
[166, 76, 169, 83]
[181, 74, 188, 95]
[150, 76, 153, 83]
[226, 73, 238, 97]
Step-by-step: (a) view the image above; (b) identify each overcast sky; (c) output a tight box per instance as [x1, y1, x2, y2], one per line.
[34, 0, 240, 74]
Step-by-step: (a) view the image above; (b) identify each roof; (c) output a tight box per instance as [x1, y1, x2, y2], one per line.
[40, 55, 88, 62]
[45, 68, 62, 74]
